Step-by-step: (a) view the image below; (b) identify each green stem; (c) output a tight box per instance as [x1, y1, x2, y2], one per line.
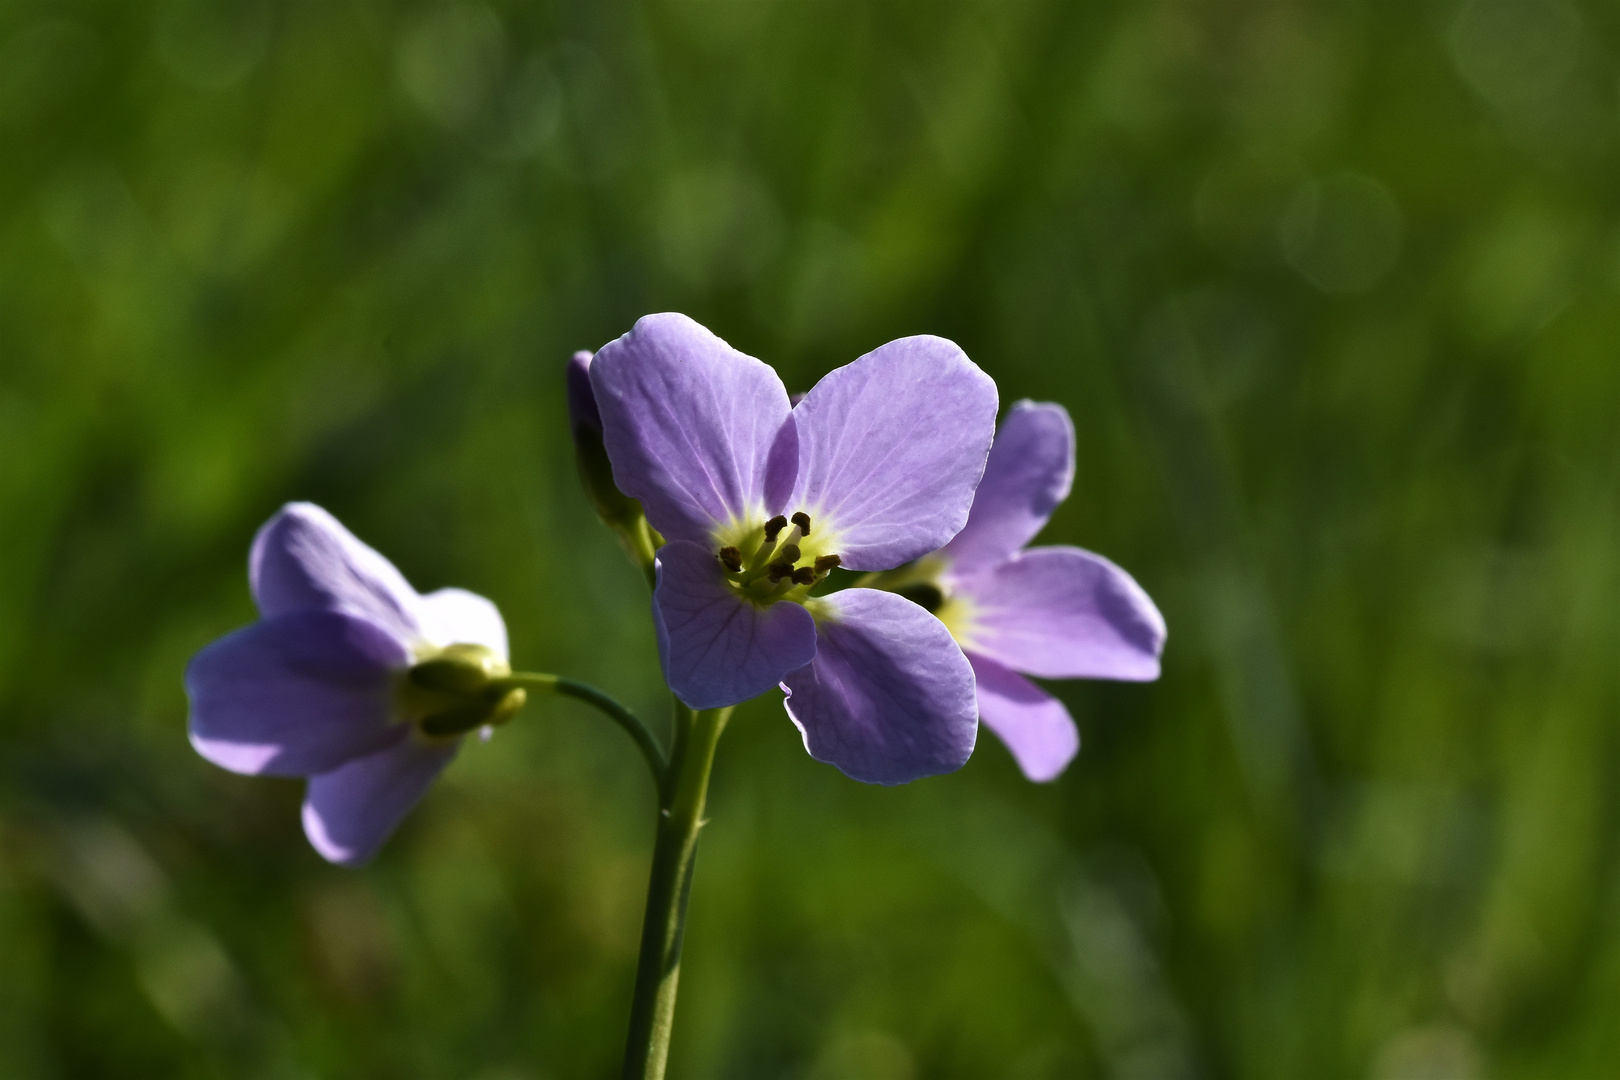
[621, 699, 731, 1080]
[496, 673, 667, 785]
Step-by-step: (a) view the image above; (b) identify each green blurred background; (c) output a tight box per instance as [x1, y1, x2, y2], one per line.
[2, 0, 1618, 1077]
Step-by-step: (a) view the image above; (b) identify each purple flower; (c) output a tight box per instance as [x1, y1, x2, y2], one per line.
[186, 503, 520, 865]
[875, 402, 1165, 782]
[589, 313, 999, 784]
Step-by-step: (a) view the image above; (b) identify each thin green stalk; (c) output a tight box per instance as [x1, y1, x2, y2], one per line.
[496, 673, 667, 785]
[624, 516, 659, 590]
[604, 513, 658, 590]
[621, 699, 731, 1080]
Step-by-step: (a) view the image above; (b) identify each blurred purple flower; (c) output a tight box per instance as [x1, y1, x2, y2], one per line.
[186, 503, 515, 865]
[590, 312, 999, 784]
[883, 402, 1165, 782]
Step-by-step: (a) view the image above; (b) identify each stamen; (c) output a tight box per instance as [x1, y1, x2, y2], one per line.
[718, 546, 743, 572]
[778, 543, 801, 565]
[791, 566, 816, 586]
[767, 561, 795, 581]
[813, 554, 842, 574]
[763, 515, 789, 542]
[790, 511, 812, 535]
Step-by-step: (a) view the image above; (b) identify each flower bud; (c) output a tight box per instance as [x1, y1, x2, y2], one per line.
[566, 350, 603, 438]
[568, 350, 643, 529]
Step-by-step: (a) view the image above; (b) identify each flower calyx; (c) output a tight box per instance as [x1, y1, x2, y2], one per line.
[401, 643, 527, 738]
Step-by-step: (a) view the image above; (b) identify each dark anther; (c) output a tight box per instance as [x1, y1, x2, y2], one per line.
[763, 515, 788, 542]
[767, 561, 795, 581]
[791, 511, 812, 535]
[778, 543, 801, 564]
[813, 554, 842, 573]
[791, 566, 816, 586]
[718, 546, 743, 572]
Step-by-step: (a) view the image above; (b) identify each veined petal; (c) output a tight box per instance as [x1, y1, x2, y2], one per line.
[301, 736, 458, 866]
[969, 652, 1078, 783]
[591, 313, 792, 543]
[781, 588, 977, 785]
[250, 503, 424, 644]
[787, 335, 997, 570]
[941, 401, 1075, 573]
[951, 547, 1164, 680]
[654, 540, 819, 710]
[418, 588, 509, 660]
[186, 611, 411, 777]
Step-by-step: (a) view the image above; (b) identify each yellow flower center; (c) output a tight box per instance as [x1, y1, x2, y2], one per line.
[712, 511, 843, 606]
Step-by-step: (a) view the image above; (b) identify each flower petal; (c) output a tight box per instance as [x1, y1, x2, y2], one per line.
[653, 540, 819, 709]
[786, 335, 997, 570]
[781, 588, 977, 784]
[591, 313, 792, 543]
[969, 652, 1078, 782]
[250, 503, 424, 644]
[417, 588, 509, 660]
[186, 611, 411, 777]
[941, 400, 1075, 573]
[301, 736, 458, 866]
[951, 546, 1165, 680]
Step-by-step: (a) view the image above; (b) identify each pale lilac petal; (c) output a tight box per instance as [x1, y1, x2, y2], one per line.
[417, 588, 508, 660]
[591, 313, 792, 543]
[301, 736, 458, 866]
[969, 652, 1078, 782]
[786, 335, 997, 570]
[762, 410, 798, 514]
[185, 611, 411, 777]
[653, 541, 818, 709]
[951, 547, 1164, 680]
[941, 401, 1075, 573]
[781, 588, 977, 784]
[250, 503, 424, 644]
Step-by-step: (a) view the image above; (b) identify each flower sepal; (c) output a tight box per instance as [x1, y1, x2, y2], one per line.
[417, 689, 527, 737]
[401, 643, 528, 738]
